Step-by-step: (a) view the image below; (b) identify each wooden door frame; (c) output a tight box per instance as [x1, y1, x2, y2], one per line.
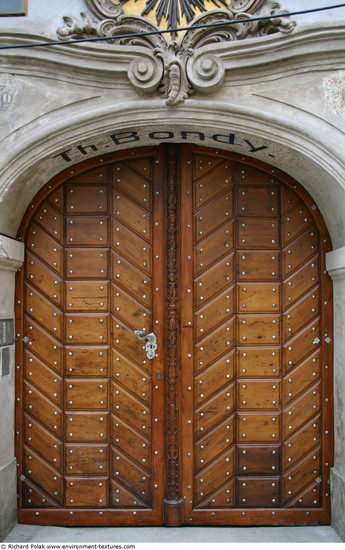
[15, 144, 334, 526]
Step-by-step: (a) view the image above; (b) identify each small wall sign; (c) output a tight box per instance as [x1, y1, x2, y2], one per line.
[0, 0, 27, 16]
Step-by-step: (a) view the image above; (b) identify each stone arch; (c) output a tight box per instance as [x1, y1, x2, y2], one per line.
[0, 102, 344, 249]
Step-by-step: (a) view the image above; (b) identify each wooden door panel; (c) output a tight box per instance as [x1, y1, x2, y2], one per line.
[67, 166, 109, 184]
[237, 250, 281, 281]
[237, 218, 280, 249]
[111, 414, 151, 469]
[282, 202, 313, 246]
[24, 413, 62, 471]
[194, 351, 235, 405]
[237, 380, 281, 410]
[24, 350, 62, 406]
[195, 382, 235, 437]
[237, 283, 281, 313]
[282, 382, 321, 439]
[25, 284, 63, 339]
[111, 283, 152, 332]
[65, 445, 109, 475]
[110, 479, 148, 508]
[237, 347, 281, 378]
[27, 223, 63, 276]
[194, 287, 235, 339]
[64, 412, 109, 442]
[66, 184, 108, 214]
[65, 281, 109, 312]
[195, 318, 235, 370]
[65, 379, 109, 410]
[236, 186, 279, 217]
[237, 163, 276, 186]
[201, 480, 235, 508]
[110, 448, 151, 504]
[237, 315, 280, 345]
[282, 414, 321, 470]
[194, 447, 235, 505]
[111, 382, 151, 438]
[23, 447, 62, 505]
[64, 346, 109, 377]
[195, 190, 233, 242]
[283, 350, 320, 405]
[46, 186, 63, 212]
[283, 318, 321, 375]
[22, 478, 60, 509]
[195, 417, 235, 471]
[113, 191, 152, 241]
[283, 288, 320, 340]
[66, 248, 109, 279]
[194, 159, 233, 208]
[111, 349, 151, 405]
[282, 447, 321, 504]
[66, 216, 108, 247]
[65, 477, 109, 508]
[283, 256, 319, 308]
[237, 477, 280, 507]
[24, 318, 63, 373]
[111, 250, 152, 308]
[282, 227, 318, 277]
[25, 254, 63, 307]
[237, 413, 280, 443]
[112, 160, 152, 209]
[281, 185, 300, 214]
[194, 255, 235, 306]
[237, 445, 280, 475]
[111, 319, 150, 369]
[286, 480, 321, 508]
[24, 382, 62, 438]
[111, 219, 152, 276]
[65, 313, 109, 344]
[35, 201, 63, 243]
[194, 221, 235, 276]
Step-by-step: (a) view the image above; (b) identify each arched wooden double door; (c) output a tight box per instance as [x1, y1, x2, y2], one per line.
[15, 145, 333, 526]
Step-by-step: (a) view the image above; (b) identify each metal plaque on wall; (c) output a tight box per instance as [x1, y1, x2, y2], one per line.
[0, 319, 14, 346]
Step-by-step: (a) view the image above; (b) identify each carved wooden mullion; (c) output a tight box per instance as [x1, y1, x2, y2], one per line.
[165, 144, 180, 506]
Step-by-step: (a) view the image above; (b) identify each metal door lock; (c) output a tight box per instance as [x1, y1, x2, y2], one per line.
[133, 330, 157, 360]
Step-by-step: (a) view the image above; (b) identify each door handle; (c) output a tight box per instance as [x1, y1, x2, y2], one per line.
[133, 330, 157, 360]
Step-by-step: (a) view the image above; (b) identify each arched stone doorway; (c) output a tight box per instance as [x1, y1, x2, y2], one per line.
[14, 144, 333, 526]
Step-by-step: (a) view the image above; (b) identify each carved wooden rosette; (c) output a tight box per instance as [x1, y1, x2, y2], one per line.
[164, 144, 184, 525]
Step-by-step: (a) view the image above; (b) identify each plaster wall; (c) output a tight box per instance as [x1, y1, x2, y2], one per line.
[0, 238, 24, 540]
[1, 0, 345, 540]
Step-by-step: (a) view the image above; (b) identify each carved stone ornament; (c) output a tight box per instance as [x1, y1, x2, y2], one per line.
[57, 0, 296, 106]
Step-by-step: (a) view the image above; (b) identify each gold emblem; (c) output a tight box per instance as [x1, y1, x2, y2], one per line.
[119, 0, 229, 38]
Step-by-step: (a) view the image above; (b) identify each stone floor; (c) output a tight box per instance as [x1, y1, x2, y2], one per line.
[4, 524, 343, 543]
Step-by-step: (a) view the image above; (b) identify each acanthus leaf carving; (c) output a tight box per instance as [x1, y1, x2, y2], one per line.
[57, 0, 296, 106]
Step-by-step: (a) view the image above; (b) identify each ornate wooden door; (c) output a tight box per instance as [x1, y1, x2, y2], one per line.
[16, 147, 166, 525]
[178, 146, 333, 526]
[15, 145, 333, 526]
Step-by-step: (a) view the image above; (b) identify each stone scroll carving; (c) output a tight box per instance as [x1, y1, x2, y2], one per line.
[57, 0, 295, 106]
